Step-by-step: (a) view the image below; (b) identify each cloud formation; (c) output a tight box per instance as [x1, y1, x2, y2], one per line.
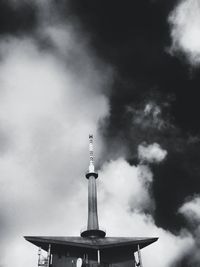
[178, 195, 200, 266]
[138, 143, 167, 164]
[0, 1, 199, 267]
[0, 5, 111, 266]
[98, 158, 194, 267]
[169, 0, 200, 65]
[179, 195, 200, 223]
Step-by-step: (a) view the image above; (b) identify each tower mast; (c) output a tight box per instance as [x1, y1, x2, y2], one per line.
[81, 134, 106, 238]
[89, 134, 95, 173]
[25, 134, 158, 267]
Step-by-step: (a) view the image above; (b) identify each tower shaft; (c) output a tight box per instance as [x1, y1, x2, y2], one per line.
[81, 134, 105, 238]
[87, 175, 99, 230]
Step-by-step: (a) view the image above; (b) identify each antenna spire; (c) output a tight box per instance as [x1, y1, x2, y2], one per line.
[89, 134, 95, 173]
[81, 134, 106, 238]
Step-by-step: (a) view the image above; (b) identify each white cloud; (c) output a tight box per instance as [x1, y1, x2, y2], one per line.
[178, 195, 200, 266]
[179, 195, 200, 223]
[144, 103, 161, 118]
[97, 158, 194, 267]
[0, 23, 110, 267]
[138, 143, 167, 163]
[168, 0, 200, 65]
[128, 102, 166, 130]
[98, 158, 153, 214]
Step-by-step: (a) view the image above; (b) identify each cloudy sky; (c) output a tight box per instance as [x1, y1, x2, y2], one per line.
[0, 1, 200, 267]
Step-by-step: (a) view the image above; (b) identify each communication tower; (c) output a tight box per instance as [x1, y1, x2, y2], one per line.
[25, 135, 158, 267]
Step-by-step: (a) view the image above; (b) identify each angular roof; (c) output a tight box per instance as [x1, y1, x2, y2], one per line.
[25, 236, 158, 252]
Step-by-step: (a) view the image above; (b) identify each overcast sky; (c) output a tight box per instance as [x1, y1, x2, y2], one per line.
[0, 1, 200, 267]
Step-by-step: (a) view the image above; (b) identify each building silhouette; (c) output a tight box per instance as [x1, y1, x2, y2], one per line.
[25, 135, 158, 267]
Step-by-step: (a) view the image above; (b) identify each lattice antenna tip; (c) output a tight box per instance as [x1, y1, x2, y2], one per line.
[89, 134, 95, 172]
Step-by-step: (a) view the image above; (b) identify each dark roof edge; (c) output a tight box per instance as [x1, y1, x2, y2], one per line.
[24, 236, 158, 250]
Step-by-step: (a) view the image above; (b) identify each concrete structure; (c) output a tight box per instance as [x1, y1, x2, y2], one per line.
[25, 135, 158, 267]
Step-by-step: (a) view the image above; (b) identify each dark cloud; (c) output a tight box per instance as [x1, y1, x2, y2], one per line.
[68, 0, 200, 131]
[68, 0, 200, 239]
[0, 2, 37, 35]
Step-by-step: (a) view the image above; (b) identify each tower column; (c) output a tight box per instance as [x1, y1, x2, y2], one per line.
[81, 135, 106, 238]
[87, 175, 99, 230]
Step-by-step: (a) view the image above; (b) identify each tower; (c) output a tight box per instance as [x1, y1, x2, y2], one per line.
[81, 134, 105, 238]
[25, 135, 158, 267]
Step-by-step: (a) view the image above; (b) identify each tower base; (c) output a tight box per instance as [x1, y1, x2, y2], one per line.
[81, 229, 106, 238]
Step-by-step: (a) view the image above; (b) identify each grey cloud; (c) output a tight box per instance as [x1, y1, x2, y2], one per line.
[138, 142, 167, 164]
[178, 195, 200, 266]
[168, 0, 200, 66]
[0, 2, 112, 266]
[98, 158, 194, 267]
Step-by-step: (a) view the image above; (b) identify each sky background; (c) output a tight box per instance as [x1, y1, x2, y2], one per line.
[0, 0, 200, 267]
